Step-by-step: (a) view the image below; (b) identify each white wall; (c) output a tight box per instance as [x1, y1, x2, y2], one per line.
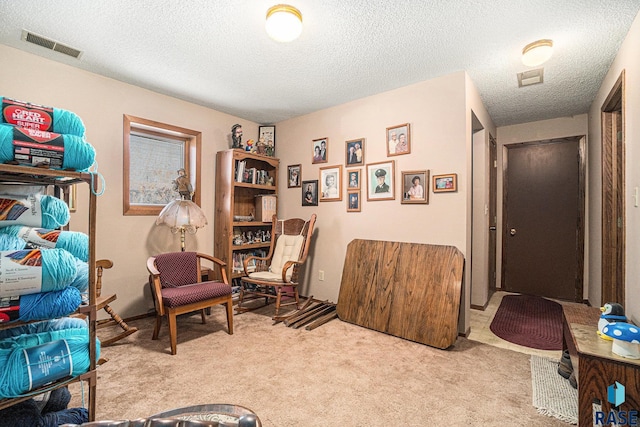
[0, 44, 258, 318]
[588, 12, 640, 325]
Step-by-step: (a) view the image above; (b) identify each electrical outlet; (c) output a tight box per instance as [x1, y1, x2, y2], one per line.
[319, 270, 325, 281]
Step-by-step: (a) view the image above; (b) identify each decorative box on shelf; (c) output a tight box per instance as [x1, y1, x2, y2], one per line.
[255, 195, 276, 222]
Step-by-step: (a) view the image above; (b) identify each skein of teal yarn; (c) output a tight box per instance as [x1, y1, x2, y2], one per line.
[0, 194, 69, 229]
[38, 195, 70, 229]
[0, 317, 86, 339]
[2, 287, 82, 323]
[0, 97, 86, 138]
[0, 233, 27, 251]
[0, 124, 95, 171]
[40, 248, 78, 291]
[0, 322, 90, 349]
[69, 257, 88, 293]
[0, 334, 100, 397]
[0, 226, 88, 261]
[0, 248, 77, 296]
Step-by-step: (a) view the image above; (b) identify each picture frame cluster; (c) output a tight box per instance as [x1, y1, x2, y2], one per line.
[289, 122, 457, 211]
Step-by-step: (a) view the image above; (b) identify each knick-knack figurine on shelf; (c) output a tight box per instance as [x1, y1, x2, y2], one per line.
[231, 124, 243, 149]
[601, 322, 640, 359]
[172, 168, 193, 201]
[597, 302, 627, 340]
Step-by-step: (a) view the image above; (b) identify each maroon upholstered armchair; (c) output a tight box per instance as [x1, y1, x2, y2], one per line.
[147, 252, 233, 355]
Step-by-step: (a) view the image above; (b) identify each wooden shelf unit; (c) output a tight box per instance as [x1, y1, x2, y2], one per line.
[214, 149, 278, 282]
[0, 164, 99, 421]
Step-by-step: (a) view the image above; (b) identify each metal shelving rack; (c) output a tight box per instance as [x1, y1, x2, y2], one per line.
[0, 164, 98, 421]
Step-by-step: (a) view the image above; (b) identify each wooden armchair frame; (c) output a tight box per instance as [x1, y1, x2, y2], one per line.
[95, 259, 138, 346]
[237, 214, 316, 318]
[147, 252, 233, 355]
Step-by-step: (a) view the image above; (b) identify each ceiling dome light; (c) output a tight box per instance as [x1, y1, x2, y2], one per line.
[265, 4, 302, 42]
[522, 39, 553, 67]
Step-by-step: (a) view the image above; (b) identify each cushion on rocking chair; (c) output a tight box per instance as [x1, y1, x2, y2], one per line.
[250, 234, 304, 282]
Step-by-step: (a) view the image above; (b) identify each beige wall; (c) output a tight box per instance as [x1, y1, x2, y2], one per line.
[0, 45, 497, 333]
[588, 12, 640, 325]
[0, 44, 257, 318]
[275, 71, 495, 333]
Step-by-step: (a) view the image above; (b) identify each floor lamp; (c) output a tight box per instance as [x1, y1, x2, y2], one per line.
[156, 198, 207, 251]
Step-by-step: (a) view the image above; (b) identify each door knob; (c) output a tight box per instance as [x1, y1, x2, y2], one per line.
[489, 226, 497, 231]
[510, 228, 517, 236]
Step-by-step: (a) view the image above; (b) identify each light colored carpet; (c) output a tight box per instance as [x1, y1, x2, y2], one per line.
[530, 355, 578, 424]
[69, 306, 570, 426]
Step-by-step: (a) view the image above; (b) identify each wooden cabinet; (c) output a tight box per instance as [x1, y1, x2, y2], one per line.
[0, 164, 98, 421]
[214, 149, 279, 285]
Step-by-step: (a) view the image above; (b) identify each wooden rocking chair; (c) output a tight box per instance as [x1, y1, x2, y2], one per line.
[95, 259, 138, 346]
[236, 214, 316, 318]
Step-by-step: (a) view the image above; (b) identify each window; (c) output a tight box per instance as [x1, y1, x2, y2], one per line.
[123, 115, 201, 215]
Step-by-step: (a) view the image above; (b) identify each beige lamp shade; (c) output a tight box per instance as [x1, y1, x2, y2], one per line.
[156, 199, 207, 234]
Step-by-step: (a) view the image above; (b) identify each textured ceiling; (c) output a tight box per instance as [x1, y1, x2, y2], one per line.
[0, 1, 639, 126]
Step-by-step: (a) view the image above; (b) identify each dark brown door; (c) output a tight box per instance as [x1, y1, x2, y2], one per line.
[502, 137, 585, 301]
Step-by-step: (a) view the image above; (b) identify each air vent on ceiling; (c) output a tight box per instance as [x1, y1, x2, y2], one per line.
[517, 68, 544, 87]
[21, 30, 83, 59]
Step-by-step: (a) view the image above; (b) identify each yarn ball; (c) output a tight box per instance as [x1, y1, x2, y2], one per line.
[0, 233, 27, 251]
[0, 124, 95, 171]
[0, 248, 78, 296]
[69, 257, 88, 293]
[0, 97, 86, 138]
[0, 332, 100, 397]
[0, 317, 87, 340]
[0, 226, 88, 262]
[38, 195, 71, 229]
[0, 287, 82, 324]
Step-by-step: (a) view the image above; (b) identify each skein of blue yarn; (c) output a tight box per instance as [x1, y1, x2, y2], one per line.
[0, 333, 99, 398]
[0, 226, 88, 261]
[0, 124, 95, 171]
[0, 248, 77, 296]
[0, 317, 86, 339]
[0, 287, 82, 324]
[0, 97, 86, 138]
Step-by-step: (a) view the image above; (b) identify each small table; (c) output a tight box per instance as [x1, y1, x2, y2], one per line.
[562, 304, 640, 426]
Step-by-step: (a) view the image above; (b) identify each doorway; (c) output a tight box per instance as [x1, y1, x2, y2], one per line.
[601, 71, 625, 305]
[502, 137, 585, 301]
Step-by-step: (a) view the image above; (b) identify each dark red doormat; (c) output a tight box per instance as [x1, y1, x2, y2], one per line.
[489, 294, 563, 350]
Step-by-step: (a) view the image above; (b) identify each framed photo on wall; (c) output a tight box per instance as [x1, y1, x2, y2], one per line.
[347, 191, 361, 212]
[433, 173, 458, 193]
[319, 165, 342, 201]
[258, 125, 276, 156]
[312, 137, 328, 164]
[287, 164, 301, 188]
[347, 168, 361, 190]
[302, 180, 318, 206]
[345, 138, 364, 166]
[401, 170, 429, 204]
[366, 160, 395, 201]
[386, 123, 411, 156]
